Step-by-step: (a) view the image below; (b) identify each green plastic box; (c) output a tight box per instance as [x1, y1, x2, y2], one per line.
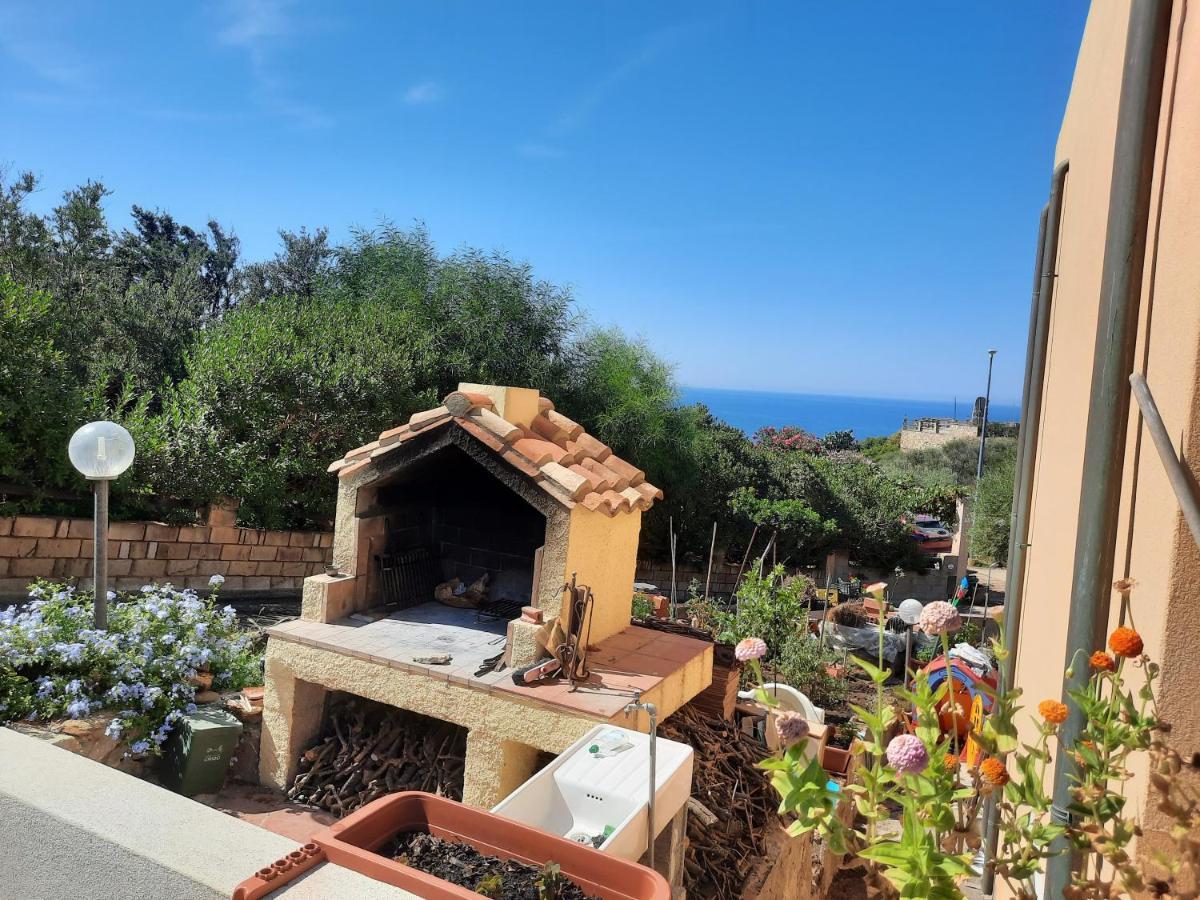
[159, 706, 244, 796]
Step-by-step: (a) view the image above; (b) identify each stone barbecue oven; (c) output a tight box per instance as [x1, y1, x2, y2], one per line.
[260, 384, 713, 811]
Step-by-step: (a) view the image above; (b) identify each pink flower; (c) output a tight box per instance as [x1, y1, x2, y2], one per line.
[886, 734, 929, 774]
[735, 637, 768, 662]
[917, 601, 962, 637]
[775, 712, 810, 748]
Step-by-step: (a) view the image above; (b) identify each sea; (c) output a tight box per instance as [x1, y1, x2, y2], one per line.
[679, 386, 1021, 439]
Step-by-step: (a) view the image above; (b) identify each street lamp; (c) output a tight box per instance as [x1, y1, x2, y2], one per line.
[975, 350, 998, 483]
[68, 421, 135, 628]
[897, 598, 924, 680]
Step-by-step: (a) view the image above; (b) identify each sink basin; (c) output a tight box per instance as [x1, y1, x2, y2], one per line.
[492, 725, 693, 862]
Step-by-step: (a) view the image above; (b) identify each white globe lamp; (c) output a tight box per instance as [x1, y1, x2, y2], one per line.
[68, 421, 135, 480]
[897, 598, 924, 625]
[68, 421, 136, 628]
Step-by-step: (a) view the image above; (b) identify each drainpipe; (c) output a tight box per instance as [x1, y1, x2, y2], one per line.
[979, 164, 1063, 895]
[1044, 2, 1173, 896]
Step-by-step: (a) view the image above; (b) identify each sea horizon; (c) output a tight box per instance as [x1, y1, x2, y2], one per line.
[680, 385, 1021, 439]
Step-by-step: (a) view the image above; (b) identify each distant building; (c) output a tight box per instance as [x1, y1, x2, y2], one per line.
[899, 417, 979, 451]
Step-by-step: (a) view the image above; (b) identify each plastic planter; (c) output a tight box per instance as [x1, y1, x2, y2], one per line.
[313, 792, 670, 900]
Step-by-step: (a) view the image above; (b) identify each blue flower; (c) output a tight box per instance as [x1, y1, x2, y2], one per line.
[66, 698, 90, 719]
[105, 719, 124, 739]
[130, 740, 150, 755]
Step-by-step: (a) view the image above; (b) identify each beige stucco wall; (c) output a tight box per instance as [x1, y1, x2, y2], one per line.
[564, 505, 643, 646]
[1012, 0, 1200, 870]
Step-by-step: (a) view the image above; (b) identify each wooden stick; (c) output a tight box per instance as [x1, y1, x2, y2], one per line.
[704, 521, 717, 601]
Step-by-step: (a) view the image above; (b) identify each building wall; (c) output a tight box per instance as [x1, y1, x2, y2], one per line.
[0, 515, 331, 600]
[563, 505, 643, 646]
[1013, 0, 1200, 861]
[898, 421, 979, 451]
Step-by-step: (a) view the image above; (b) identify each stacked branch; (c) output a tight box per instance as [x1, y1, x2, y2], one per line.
[660, 705, 780, 899]
[288, 697, 466, 815]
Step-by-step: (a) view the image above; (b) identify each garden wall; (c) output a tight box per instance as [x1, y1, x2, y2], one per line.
[0, 515, 332, 601]
[634, 560, 742, 599]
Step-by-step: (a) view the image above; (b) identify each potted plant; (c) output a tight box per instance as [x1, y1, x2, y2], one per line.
[819, 720, 858, 774]
[313, 792, 670, 900]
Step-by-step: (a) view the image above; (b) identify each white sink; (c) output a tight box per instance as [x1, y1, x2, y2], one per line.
[492, 725, 694, 862]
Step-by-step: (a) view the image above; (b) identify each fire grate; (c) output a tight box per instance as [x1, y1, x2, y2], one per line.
[376, 546, 440, 611]
[474, 598, 525, 624]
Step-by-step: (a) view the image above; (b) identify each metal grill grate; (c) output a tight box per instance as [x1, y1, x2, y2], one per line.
[375, 546, 440, 610]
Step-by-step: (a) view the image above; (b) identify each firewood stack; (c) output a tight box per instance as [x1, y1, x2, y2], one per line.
[288, 696, 466, 815]
[659, 705, 781, 899]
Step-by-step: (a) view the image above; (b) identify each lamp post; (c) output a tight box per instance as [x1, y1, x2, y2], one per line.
[68, 421, 135, 628]
[974, 350, 998, 482]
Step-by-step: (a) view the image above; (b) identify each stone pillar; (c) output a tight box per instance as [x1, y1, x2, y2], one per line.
[461, 730, 541, 809]
[301, 572, 357, 623]
[258, 649, 328, 791]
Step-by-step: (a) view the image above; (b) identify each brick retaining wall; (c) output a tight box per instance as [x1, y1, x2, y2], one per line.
[0, 515, 332, 600]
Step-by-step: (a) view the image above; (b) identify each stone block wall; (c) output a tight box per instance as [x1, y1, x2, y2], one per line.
[0, 515, 332, 600]
[635, 561, 742, 599]
[899, 420, 979, 451]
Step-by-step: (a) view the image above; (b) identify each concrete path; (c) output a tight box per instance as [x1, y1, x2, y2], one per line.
[0, 727, 416, 900]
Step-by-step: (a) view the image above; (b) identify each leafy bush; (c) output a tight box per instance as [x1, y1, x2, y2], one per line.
[696, 564, 844, 707]
[0, 578, 262, 754]
[970, 452, 1016, 565]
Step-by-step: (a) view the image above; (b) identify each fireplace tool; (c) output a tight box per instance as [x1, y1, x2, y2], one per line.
[556, 574, 595, 688]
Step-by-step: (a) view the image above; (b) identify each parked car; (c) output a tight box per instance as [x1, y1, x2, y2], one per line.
[909, 515, 952, 542]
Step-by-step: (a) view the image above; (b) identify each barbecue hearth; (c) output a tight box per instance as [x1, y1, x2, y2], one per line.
[261, 385, 713, 812]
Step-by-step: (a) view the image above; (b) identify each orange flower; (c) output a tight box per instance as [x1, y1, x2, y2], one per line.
[944, 753, 960, 771]
[1038, 700, 1069, 725]
[1109, 626, 1144, 659]
[980, 757, 1010, 787]
[1089, 651, 1116, 672]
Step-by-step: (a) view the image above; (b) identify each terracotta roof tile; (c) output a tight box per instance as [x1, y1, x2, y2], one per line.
[457, 417, 507, 453]
[325, 385, 660, 516]
[337, 459, 373, 481]
[469, 407, 521, 442]
[600, 489, 631, 515]
[580, 457, 628, 491]
[569, 433, 611, 462]
[443, 390, 494, 416]
[529, 414, 566, 443]
[545, 410, 584, 441]
[601, 454, 644, 486]
[568, 463, 605, 492]
[582, 492, 616, 516]
[621, 486, 650, 510]
[342, 440, 379, 463]
[501, 444, 543, 479]
[539, 461, 590, 500]
[378, 424, 413, 447]
[633, 481, 664, 503]
[409, 406, 450, 431]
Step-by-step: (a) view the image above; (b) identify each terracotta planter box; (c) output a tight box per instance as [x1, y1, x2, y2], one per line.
[313, 792, 670, 900]
[821, 744, 853, 775]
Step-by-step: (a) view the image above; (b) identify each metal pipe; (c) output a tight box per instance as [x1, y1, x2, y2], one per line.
[1130, 373, 1200, 547]
[624, 698, 659, 870]
[1045, 2, 1173, 895]
[93, 479, 109, 629]
[980, 177, 1060, 895]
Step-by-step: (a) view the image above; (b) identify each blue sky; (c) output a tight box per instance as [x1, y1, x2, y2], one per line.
[1, 1, 1089, 403]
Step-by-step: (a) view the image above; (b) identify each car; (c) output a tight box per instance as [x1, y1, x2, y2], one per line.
[910, 515, 952, 542]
